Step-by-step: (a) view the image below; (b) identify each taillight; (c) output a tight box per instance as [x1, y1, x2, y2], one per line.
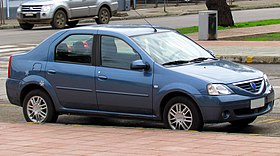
[8, 55, 12, 78]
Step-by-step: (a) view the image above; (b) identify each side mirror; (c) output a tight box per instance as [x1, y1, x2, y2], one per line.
[130, 60, 150, 71]
[207, 49, 216, 57]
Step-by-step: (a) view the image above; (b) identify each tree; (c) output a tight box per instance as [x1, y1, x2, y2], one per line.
[206, 0, 234, 27]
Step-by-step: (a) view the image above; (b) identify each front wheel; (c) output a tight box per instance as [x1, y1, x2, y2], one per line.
[51, 10, 67, 29]
[230, 117, 257, 127]
[23, 89, 58, 123]
[163, 96, 203, 130]
[95, 7, 111, 24]
[19, 23, 34, 30]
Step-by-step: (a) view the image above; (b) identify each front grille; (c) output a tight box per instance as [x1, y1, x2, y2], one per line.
[233, 78, 263, 93]
[22, 5, 42, 12]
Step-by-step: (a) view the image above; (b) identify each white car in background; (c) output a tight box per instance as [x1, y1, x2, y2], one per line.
[17, 0, 118, 30]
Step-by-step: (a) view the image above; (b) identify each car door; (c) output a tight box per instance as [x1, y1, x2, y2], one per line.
[67, 0, 90, 18]
[46, 34, 97, 110]
[95, 35, 153, 115]
[88, 0, 98, 16]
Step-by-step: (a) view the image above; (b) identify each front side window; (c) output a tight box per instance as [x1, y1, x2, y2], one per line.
[101, 36, 141, 69]
[55, 34, 93, 64]
[132, 32, 213, 65]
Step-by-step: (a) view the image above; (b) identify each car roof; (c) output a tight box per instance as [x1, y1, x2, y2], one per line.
[71, 25, 174, 37]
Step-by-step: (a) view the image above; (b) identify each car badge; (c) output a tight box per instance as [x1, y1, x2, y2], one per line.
[30, 7, 33, 10]
[250, 82, 257, 91]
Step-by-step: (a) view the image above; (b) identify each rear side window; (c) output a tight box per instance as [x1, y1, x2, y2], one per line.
[55, 35, 93, 64]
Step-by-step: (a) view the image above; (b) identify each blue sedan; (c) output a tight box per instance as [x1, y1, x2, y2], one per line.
[6, 25, 274, 130]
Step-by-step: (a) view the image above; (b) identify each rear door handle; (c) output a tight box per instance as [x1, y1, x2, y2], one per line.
[97, 75, 107, 80]
[47, 70, 56, 75]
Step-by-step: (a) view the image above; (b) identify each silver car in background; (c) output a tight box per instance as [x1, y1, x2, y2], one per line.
[17, 0, 118, 30]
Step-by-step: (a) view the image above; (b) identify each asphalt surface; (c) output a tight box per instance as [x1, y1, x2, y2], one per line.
[0, 8, 280, 136]
[0, 64, 279, 137]
[1, 8, 280, 45]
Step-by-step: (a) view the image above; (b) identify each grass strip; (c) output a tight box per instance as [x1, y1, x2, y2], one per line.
[225, 32, 280, 41]
[176, 19, 280, 34]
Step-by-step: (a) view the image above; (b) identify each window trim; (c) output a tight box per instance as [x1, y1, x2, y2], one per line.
[54, 33, 95, 66]
[98, 35, 142, 71]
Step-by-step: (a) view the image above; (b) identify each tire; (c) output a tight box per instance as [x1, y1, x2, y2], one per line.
[23, 89, 58, 123]
[19, 23, 34, 30]
[95, 7, 111, 24]
[163, 96, 203, 130]
[67, 20, 79, 28]
[230, 117, 257, 127]
[51, 10, 67, 29]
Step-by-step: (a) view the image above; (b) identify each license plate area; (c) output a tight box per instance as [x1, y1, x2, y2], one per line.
[24, 13, 34, 17]
[250, 98, 265, 109]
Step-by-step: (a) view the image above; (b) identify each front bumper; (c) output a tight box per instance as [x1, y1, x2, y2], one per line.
[17, 11, 53, 24]
[197, 86, 275, 123]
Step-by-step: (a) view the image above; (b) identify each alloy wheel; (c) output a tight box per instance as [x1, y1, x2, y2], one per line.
[27, 96, 48, 123]
[168, 103, 193, 130]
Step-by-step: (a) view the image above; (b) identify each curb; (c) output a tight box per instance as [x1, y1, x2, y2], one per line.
[217, 55, 280, 64]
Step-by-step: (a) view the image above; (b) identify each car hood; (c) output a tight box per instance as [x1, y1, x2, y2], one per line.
[169, 60, 263, 84]
[21, 0, 54, 6]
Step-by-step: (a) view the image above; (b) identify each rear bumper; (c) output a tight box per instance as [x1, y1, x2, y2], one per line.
[6, 78, 21, 106]
[197, 86, 275, 123]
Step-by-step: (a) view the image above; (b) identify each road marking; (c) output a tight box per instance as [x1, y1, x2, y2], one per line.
[0, 45, 17, 49]
[266, 120, 280, 124]
[0, 47, 35, 53]
[273, 86, 280, 89]
[0, 104, 16, 107]
[255, 119, 275, 124]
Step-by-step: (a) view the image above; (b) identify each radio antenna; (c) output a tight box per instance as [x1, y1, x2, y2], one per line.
[134, 10, 157, 32]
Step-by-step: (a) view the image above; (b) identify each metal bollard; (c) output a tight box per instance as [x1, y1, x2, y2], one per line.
[0, 0, 5, 25]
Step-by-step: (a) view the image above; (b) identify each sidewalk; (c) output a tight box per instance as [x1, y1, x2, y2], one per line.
[190, 24, 280, 64]
[1, 122, 280, 155]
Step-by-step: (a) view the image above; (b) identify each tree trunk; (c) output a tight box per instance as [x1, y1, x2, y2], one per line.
[206, 0, 234, 27]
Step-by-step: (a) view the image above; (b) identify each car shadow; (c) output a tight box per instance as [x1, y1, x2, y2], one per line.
[56, 115, 268, 135]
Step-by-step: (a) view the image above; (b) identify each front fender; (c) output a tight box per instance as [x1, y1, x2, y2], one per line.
[53, 5, 71, 19]
[153, 82, 202, 119]
[19, 75, 61, 111]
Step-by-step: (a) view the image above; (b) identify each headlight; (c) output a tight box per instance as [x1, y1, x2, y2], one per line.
[41, 5, 52, 12]
[207, 84, 233, 95]
[17, 6, 22, 12]
[263, 74, 270, 87]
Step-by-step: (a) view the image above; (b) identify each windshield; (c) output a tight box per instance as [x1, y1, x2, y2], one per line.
[132, 32, 213, 65]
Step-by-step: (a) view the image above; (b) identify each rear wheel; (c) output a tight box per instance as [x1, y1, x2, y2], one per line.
[163, 96, 203, 130]
[51, 10, 67, 29]
[67, 20, 79, 28]
[23, 89, 58, 123]
[19, 23, 34, 30]
[230, 117, 257, 127]
[95, 7, 110, 24]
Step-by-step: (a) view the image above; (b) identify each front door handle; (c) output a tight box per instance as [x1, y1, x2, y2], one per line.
[97, 75, 107, 80]
[47, 70, 56, 75]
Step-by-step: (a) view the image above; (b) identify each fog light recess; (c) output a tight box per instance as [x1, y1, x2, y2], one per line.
[222, 110, 230, 120]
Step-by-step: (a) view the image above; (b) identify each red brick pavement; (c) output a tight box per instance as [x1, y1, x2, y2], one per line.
[1, 122, 280, 156]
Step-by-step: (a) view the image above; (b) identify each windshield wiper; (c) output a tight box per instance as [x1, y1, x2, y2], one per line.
[189, 57, 217, 63]
[162, 60, 190, 66]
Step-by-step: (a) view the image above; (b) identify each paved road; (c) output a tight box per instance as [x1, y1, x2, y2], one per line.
[0, 44, 280, 136]
[1, 8, 280, 45]
[112, 8, 280, 28]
